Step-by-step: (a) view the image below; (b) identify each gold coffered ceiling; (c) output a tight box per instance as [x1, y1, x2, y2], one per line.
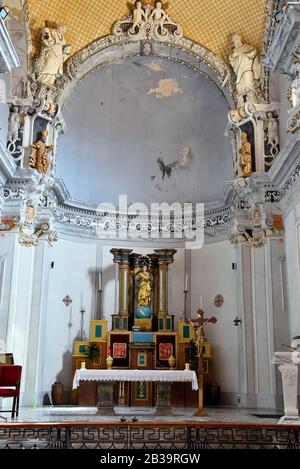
[27, 0, 268, 60]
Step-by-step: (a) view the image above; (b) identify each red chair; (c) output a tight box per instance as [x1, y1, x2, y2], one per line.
[0, 365, 22, 418]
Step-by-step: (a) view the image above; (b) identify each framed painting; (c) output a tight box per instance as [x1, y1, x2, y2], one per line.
[113, 342, 127, 359]
[159, 342, 173, 361]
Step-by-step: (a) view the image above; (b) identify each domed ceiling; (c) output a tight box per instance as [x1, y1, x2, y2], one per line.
[27, 0, 268, 60]
[56, 56, 232, 206]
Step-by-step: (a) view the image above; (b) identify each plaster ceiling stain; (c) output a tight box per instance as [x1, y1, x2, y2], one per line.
[157, 157, 178, 180]
[179, 146, 193, 169]
[27, 0, 268, 61]
[144, 60, 164, 72]
[147, 78, 182, 99]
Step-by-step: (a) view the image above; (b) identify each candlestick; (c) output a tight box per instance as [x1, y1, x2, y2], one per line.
[185, 274, 188, 292]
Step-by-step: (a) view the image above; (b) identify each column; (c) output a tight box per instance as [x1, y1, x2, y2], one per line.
[154, 249, 177, 317]
[110, 249, 132, 315]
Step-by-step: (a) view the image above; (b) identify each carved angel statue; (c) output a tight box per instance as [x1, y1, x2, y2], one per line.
[239, 132, 252, 178]
[229, 34, 261, 96]
[129, 1, 146, 33]
[137, 265, 152, 307]
[150, 1, 170, 34]
[29, 129, 54, 174]
[33, 21, 72, 86]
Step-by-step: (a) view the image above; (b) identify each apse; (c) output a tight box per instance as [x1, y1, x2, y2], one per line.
[57, 56, 232, 206]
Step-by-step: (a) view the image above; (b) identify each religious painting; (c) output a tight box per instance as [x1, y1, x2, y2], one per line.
[159, 343, 173, 361]
[155, 333, 176, 368]
[113, 342, 127, 359]
[109, 333, 130, 368]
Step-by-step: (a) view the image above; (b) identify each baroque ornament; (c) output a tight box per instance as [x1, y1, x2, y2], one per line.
[113, 1, 183, 41]
[32, 22, 72, 87]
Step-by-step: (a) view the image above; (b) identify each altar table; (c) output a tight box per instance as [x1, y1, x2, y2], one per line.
[73, 369, 198, 414]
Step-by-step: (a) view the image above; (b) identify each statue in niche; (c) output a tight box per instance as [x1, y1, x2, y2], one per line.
[130, 1, 146, 33]
[135, 264, 152, 319]
[266, 112, 279, 155]
[7, 106, 20, 142]
[33, 22, 72, 86]
[29, 129, 54, 174]
[239, 131, 252, 178]
[228, 34, 261, 96]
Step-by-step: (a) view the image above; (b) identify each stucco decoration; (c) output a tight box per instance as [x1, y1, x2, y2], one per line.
[32, 22, 72, 86]
[28, 3, 234, 107]
[229, 33, 261, 101]
[113, 1, 183, 41]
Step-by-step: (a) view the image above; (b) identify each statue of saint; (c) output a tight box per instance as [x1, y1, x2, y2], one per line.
[33, 22, 72, 86]
[7, 106, 19, 142]
[239, 132, 252, 178]
[229, 34, 261, 95]
[29, 130, 54, 174]
[137, 265, 152, 307]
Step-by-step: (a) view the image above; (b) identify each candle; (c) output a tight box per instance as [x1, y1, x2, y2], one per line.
[200, 295, 203, 309]
[81, 361, 86, 369]
[185, 274, 188, 291]
[98, 273, 102, 291]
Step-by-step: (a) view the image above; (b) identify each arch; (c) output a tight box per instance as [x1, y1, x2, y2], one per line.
[53, 34, 235, 109]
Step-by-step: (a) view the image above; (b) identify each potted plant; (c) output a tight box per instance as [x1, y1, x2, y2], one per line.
[84, 343, 100, 367]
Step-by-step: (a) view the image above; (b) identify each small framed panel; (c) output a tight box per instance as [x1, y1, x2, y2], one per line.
[113, 342, 127, 359]
[111, 315, 129, 331]
[154, 333, 177, 369]
[137, 352, 147, 367]
[108, 332, 132, 368]
[177, 320, 194, 342]
[73, 341, 89, 356]
[90, 320, 107, 341]
[131, 382, 153, 407]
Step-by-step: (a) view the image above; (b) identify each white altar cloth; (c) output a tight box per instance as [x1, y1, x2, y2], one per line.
[73, 369, 198, 391]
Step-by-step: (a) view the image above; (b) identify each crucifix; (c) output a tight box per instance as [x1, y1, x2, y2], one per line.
[189, 308, 217, 416]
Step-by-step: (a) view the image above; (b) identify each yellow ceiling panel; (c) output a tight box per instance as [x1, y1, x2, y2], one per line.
[27, 0, 267, 60]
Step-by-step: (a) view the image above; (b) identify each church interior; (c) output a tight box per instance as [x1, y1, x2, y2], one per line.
[0, 0, 300, 450]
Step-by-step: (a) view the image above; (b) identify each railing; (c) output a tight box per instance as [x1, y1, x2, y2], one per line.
[0, 422, 299, 449]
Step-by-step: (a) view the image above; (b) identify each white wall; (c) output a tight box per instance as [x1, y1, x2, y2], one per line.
[41, 238, 98, 400]
[191, 240, 239, 401]
[284, 201, 300, 339]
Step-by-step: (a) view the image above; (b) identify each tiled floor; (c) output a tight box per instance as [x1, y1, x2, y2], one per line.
[0, 406, 284, 424]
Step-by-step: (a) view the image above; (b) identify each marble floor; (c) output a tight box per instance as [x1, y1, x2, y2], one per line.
[0, 406, 284, 424]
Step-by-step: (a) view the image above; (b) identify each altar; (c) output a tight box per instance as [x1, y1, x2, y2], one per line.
[72, 249, 214, 412]
[73, 369, 198, 414]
